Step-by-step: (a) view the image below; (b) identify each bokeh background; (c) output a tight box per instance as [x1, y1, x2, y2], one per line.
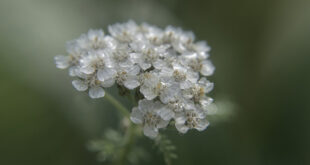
[1, 0, 310, 165]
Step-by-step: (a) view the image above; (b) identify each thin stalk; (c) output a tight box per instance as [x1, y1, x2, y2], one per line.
[116, 123, 137, 165]
[128, 92, 137, 106]
[104, 92, 130, 117]
[104, 91, 139, 165]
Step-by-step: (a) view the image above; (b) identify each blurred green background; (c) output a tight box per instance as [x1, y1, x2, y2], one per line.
[0, 0, 310, 164]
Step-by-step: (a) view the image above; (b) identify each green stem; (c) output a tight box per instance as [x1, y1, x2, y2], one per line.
[104, 91, 139, 165]
[116, 123, 137, 165]
[104, 92, 130, 117]
[128, 92, 137, 106]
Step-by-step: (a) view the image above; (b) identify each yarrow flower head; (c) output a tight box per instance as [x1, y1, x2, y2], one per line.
[55, 20, 215, 138]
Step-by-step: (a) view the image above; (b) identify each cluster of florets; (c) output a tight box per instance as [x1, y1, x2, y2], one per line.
[55, 21, 215, 138]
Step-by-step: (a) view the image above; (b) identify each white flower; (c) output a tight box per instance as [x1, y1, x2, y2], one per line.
[164, 26, 195, 53]
[183, 77, 214, 106]
[130, 42, 170, 70]
[108, 20, 140, 42]
[158, 85, 194, 121]
[200, 60, 215, 76]
[72, 73, 114, 99]
[75, 29, 108, 50]
[110, 43, 134, 67]
[152, 55, 177, 70]
[181, 53, 215, 76]
[54, 55, 71, 69]
[129, 41, 153, 70]
[55, 42, 85, 74]
[65, 42, 88, 76]
[139, 72, 171, 100]
[77, 51, 117, 88]
[175, 107, 209, 134]
[79, 51, 113, 74]
[159, 62, 199, 89]
[188, 41, 211, 58]
[130, 99, 169, 138]
[54, 54, 82, 77]
[140, 23, 164, 45]
[115, 65, 141, 89]
[55, 20, 216, 137]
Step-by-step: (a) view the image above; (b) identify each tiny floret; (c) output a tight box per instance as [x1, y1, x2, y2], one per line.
[131, 99, 169, 138]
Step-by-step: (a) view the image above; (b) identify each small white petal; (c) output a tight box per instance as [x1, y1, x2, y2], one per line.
[140, 86, 157, 100]
[175, 115, 186, 125]
[143, 125, 158, 138]
[175, 123, 189, 134]
[157, 119, 170, 128]
[128, 65, 140, 75]
[194, 41, 211, 53]
[97, 68, 117, 81]
[119, 59, 134, 68]
[198, 77, 208, 85]
[103, 36, 117, 49]
[68, 66, 79, 77]
[130, 52, 141, 60]
[152, 59, 166, 69]
[200, 96, 214, 107]
[158, 107, 174, 121]
[172, 42, 187, 53]
[200, 60, 215, 76]
[80, 66, 95, 74]
[138, 99, 154, 112]
[195, 119, 209, 131]
[101, 78, 115, 88]
[89, 87, 105, 99]
[159, 67, 173, 77]
[204, 82, 214, 93]
[187, 71, 199, 83]
[182, 89, 194, 99]
[180, 81, 192, 89]
[72, 79, 88, 91]
[160, 84, 179, 103]
[124, 79, 140, 89]
[140, 62, 152, 70]
[55, 55, 70, 69]
[130, 107, 143, 124]
[103, 57, 115, 68]
[87, 29, 104, 40]
[196, 109, 207, 118]
[184, 101, 196, 110]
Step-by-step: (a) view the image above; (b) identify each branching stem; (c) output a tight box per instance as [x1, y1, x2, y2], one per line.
[104, 92, 130, 117]
[116, 123, 137, 165]
[104, 91, 139, 165]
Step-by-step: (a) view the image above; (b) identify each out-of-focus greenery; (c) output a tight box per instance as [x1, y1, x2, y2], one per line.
[0, 0, 309, 165]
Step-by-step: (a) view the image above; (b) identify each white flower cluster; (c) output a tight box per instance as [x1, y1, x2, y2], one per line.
[55, 21, 215, 138]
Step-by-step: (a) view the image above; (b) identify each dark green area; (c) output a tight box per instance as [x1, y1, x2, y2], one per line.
[0, 0, 309, 164]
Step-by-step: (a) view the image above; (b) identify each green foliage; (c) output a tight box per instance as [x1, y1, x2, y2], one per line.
[127, 146, 150, 164]
[155, 135, 178, 165]
[87, 129, 123, 162]
[87, 129, 149, 165]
